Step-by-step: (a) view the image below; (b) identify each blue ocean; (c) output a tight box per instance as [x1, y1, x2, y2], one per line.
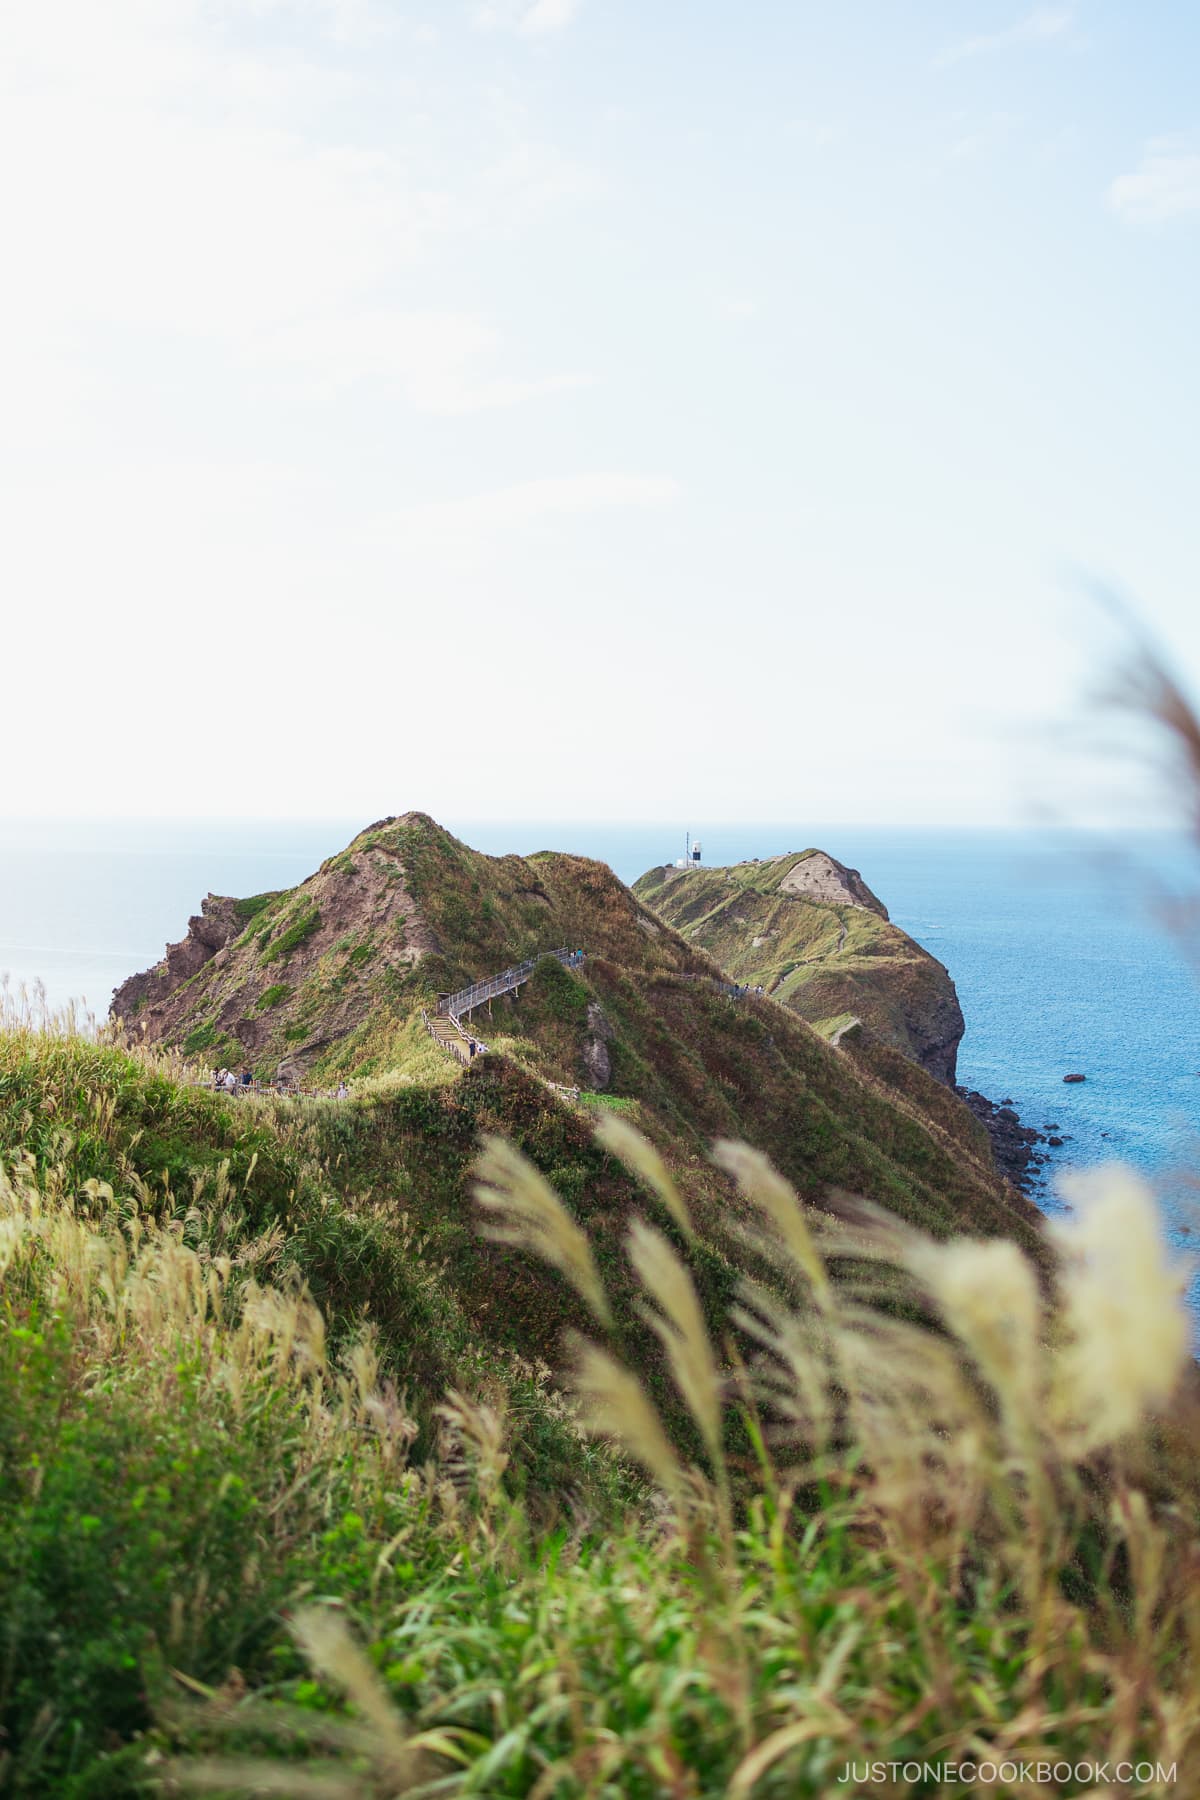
[2, 818, 1198, 1294]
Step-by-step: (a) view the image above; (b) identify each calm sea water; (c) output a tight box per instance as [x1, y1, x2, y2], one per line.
[2, 818, 1198, 1284]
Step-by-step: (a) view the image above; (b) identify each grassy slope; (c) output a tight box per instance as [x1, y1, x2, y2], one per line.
[633, 855, 961, 1062]
[2, 1023, 1194, 1797]
[445, 953, 1034, 1244]
[0, 992, 1033, 1464]
[0, 1031, 614, 1492]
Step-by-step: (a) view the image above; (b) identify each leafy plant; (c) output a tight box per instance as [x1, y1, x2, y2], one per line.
[233, 891, 285, 922]
[261, 909, 322, 966]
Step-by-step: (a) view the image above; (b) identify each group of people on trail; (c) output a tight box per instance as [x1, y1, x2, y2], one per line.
[214, 1066, 253, 1093]
[567, 948, 585, 967]
[732, 984, 765, 999]
[211, 1066, 349, 1100]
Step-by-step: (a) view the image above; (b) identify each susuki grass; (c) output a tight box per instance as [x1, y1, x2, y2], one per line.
[2, 974, 1199, 1796]
[130, 1122, 1198, 1799]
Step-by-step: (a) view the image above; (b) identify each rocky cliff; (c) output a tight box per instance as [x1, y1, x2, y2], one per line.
[633, 850, 965, 1084]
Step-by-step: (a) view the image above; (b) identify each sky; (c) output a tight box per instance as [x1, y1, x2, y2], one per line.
[2, 1, 1198, 826]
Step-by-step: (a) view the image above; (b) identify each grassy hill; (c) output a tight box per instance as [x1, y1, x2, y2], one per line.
[634, 850, 966, 1083]
[113, 814, 713, 1080]
[2, 1006, 1195, 1795]
[110, 815, 1035, 1250]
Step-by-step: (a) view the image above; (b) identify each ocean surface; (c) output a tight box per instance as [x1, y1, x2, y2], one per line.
[2, 817, 1198, 1300]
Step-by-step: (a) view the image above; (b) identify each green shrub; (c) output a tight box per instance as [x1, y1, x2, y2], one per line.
[256, 984, 290, 1011]
[261, 909, 322, 966]
[233, 891, 284, 921]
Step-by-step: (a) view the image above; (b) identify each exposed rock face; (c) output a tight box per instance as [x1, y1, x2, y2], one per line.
[776, 851, 888, 916]
[581, 1000, 613, 1089]
[633, 852, 964, 1085]
[113, 895, 241, 1023]
[111, 818, 449, 1070]
[902, 981, 968, 1087]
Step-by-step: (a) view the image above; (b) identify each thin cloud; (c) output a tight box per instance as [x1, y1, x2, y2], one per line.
[934, 6, 1074, 69]
[396, 473, 681, 537]
[474, 0, 583, 36]
[262, 309, 593, 412]
[1109, 139, 1200, 225]
[715, 296, 759, 321]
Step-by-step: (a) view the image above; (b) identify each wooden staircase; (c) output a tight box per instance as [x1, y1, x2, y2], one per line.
[421, 1009, 477, 1065]
[422, 947, 584, 1065]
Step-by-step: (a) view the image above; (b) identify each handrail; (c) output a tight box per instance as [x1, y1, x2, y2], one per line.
[421, 1007, 471, 1065]
[424, 947, 586, 1066]
[437, 947, 581, 1021]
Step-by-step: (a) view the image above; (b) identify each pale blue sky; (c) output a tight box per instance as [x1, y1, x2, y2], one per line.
[2, 2, 1197, 823]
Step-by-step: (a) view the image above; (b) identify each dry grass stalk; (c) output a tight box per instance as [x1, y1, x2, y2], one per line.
[568, 1337, 687, 1504]
[626, 1217, 725, 1475]
[1049, 1163, 1192, 1452]
[593, 1111, 694, 1239]
[473, 1133, 613, 1329]
[712, 1137, 833, 1309]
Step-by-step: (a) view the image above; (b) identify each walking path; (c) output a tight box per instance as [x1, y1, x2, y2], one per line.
[195, 1078, 347, 1101]
[422, 946, 586, 1066]
[205, 947, 798, 1091]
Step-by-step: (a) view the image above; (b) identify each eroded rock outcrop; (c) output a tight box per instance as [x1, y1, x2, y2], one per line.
[113, 895, 242, 1022]
[581, 1000, 614, 1089]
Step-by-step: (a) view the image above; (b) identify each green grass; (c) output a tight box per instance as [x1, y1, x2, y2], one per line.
[1, 1027, 1195, 1796]
[260, 907, 322, 965]
[233, 890, 286, 921]
[256, 983, 290, 1010]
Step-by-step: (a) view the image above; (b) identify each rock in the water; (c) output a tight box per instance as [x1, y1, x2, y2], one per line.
[1063, 1072, 1086, 1083]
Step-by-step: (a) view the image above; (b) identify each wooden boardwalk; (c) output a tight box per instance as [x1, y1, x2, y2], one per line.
[423, 947, 584, 1064]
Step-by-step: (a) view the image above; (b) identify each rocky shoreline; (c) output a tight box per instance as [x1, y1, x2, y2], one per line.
[956, 1087, 1059, 1196]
